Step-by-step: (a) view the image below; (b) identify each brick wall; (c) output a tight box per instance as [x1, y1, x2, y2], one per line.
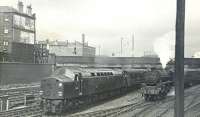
[0, 63, 53, 85]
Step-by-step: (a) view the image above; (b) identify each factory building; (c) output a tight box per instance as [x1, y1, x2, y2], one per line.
[34, 43, 49, 64]
[39, 34, 96, 57]
[0, 2, 47, 63]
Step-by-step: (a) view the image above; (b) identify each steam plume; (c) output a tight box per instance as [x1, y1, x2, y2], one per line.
[154, 31, 175, 68]
[193, 52, 200, 58]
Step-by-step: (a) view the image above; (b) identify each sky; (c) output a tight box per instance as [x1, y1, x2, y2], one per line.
[1, 0, 200, 57]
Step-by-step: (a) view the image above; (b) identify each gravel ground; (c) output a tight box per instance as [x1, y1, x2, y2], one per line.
[68, 89, 143, 116]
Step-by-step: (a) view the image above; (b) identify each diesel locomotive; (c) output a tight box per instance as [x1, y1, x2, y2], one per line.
[40, 67, 148, 114]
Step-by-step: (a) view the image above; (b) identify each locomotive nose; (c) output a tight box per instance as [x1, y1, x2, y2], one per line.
[41, 77, 63, 99]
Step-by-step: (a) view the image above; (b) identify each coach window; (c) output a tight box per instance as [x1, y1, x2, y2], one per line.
[101, 73, 104, 76]
[91, 73, 95, 76]
[104, 73, 107, 76]
[110, 72, 113, 75]
[97, 73, 100, 76]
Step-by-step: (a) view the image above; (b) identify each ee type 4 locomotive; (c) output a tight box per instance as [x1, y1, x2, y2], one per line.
[40, 67, 148, 114]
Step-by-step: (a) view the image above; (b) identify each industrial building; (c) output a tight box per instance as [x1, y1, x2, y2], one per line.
[34, 43, 49, 64]
[0, 2, 47, 63]
[39, 34, 96, 57]
[0, 2, 36, 63]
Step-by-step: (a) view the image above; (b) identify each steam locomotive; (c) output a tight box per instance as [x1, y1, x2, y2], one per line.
[40, 67, 148, 114]
[140, 67, 200, 101]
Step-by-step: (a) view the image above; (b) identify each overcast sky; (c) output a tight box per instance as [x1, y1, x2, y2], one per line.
[1, 0, 200, 57]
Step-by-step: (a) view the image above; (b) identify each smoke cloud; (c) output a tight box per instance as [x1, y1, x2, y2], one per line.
[193, 52, 200, 58]
[154, 31, 175, 68]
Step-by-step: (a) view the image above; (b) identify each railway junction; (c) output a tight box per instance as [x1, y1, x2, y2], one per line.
[1, 79, 199, 117]
[66, 85, 200, 117]
[0, 0, 199, 117]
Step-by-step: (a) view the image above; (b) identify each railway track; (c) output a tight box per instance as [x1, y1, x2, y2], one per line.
[67, 101, 152, 117]
[0, 102, 42, 117]
[134, 86, 200, 117]
[0, 83, 42, 117]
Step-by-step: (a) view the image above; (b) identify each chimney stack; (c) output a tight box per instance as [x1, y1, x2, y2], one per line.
[82, 33, 85, 45]
[82, 34, 85, 56]
[18, 1, 24, 13]
[27, 5, 32, 15]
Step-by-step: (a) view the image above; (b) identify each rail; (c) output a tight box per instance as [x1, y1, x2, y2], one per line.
[0, 103, 42, 117]
[67, 101, 149, 117]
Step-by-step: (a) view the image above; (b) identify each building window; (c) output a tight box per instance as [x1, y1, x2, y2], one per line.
[4, 29, 8, 34]
[3, 41, 8, 46]
[4, 18, 9, 22]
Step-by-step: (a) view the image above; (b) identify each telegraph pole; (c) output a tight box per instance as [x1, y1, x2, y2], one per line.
[132, 34, 134, 57]
[98, 45, 101, 56]
[175, 0, 185, 117]
[121, 37, 123, 56]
